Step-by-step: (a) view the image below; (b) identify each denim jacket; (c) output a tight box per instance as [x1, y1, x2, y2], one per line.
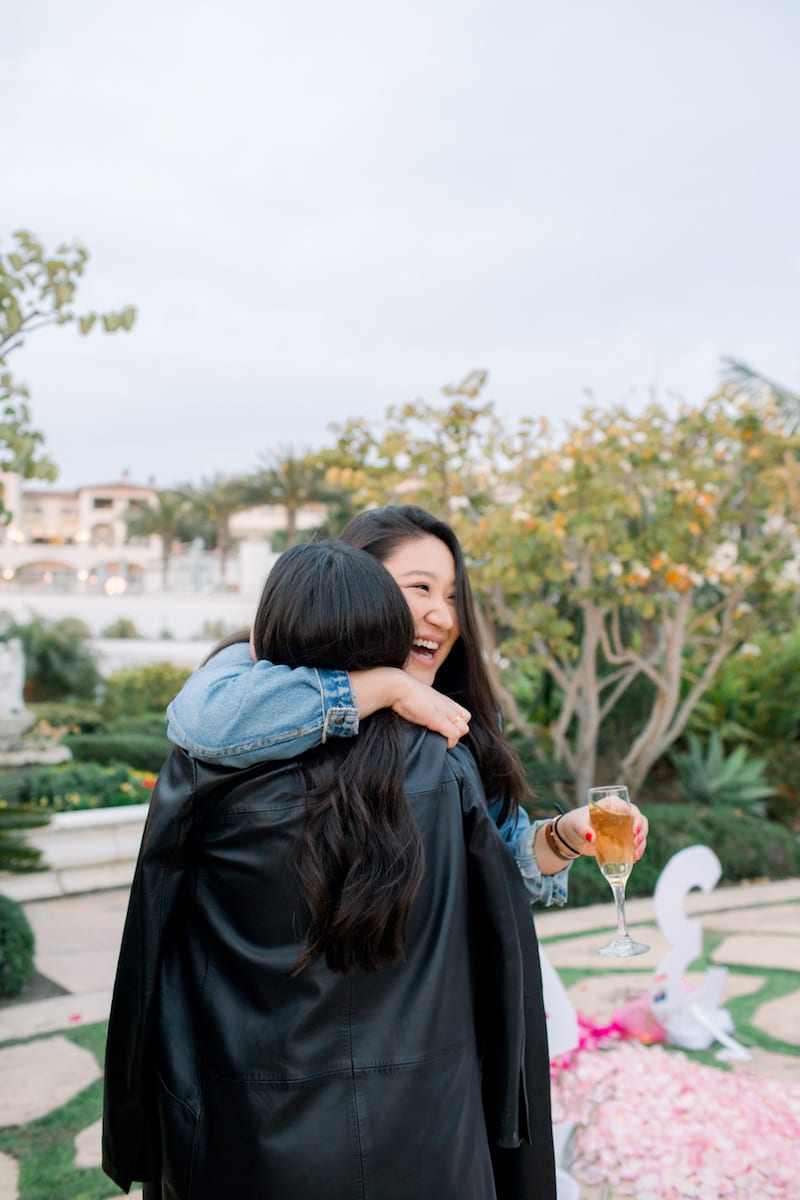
[167, 643, 569, 906]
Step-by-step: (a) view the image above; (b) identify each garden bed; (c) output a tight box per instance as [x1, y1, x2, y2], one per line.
[0, 805, 147, 903]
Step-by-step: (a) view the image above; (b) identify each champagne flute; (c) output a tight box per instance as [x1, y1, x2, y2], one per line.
[588, 785, 649, 958]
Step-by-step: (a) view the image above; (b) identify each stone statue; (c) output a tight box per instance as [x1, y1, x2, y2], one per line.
[0, 637, 70, 764]
[0, 639, 34, 737]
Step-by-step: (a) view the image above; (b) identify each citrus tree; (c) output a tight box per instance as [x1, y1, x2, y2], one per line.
[325, 370, 500, 514]
[471, 393, 800, 801]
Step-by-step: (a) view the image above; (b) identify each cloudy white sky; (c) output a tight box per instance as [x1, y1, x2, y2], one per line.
[4, 0, 799, 490]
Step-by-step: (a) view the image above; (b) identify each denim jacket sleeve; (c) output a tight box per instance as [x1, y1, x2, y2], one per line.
[489, 801, 571, 907]
[166, 643, 359, 767]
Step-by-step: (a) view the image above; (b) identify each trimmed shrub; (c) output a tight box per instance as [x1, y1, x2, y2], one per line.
[106, 712, 168, 737]
[63, 732, 170, 773]
[0, 893, 35, 999]
[102, 662, 191, 720]
[560, 804, 800, 908]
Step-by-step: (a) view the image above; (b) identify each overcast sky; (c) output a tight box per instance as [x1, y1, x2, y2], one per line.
[4, 0, 799, 490]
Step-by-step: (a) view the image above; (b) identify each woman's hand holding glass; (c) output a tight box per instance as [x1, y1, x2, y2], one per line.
[556, 803, 649, 863]
[587, 785, 650, 957]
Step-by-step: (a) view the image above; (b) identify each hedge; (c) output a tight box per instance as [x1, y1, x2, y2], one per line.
[63, 732, 171, 773]
[0, 894, 35, 999]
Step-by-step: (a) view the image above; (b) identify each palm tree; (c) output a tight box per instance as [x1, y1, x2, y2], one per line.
[177, 475, 247, 585]
[123, 490, 191, 589]
[721, 358, 800, 435]
[237, 447, 340, 548]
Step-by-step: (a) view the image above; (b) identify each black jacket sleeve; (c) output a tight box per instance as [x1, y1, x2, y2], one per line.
[448, 745, 557, 1200]
[102, 749, 199, 1193]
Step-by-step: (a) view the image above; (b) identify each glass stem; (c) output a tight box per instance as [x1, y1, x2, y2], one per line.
[610, 881, 630, 942]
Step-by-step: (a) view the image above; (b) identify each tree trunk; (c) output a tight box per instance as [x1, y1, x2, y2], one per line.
[160, 540, 171, 590]
[473, 600, 534, 738]
[217, 518, 230, 586]
[286, 504, 298, 548]
[571, 605, 603, 805]
[620, 593, 691, 797]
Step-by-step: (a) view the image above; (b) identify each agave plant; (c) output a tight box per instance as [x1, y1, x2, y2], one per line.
[671, 732, 776, 814]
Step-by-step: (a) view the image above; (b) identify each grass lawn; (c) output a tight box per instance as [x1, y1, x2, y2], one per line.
[0, 1023, 115, 1200]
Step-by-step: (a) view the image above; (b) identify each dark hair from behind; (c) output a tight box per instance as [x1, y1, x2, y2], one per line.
[252, 539, 412, 672]
[251, 541, 424, 976]
[339, 505, 527, 825]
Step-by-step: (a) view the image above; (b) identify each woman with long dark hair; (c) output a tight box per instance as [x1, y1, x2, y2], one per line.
[103, 541, 556, 1199]
[167, 505, 648, 899]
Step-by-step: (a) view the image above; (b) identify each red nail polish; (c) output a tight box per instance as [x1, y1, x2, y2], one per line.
[634, 825, 641, 834]
[585, 831, 594, 843]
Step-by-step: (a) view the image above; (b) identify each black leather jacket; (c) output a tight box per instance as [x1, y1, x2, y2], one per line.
[102, 729, 555, 1199]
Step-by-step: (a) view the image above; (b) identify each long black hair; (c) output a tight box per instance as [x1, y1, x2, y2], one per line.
[251, 540, 425, 975]
[340, 505, 527, 826]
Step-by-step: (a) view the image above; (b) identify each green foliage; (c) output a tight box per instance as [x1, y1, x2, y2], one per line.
[564, 805, 800, 907]
[671, 732, 775, 814]
[12, 761, 156, 810]
[64, 731, 170, 773]
[0, 229, 136, 519]
[688, 631, 800, 747]
[29, 700, 105, 733]
[101, 661, 191, 720]
[175, 473, 247, 578]
[0, 399, 56, 494]
[465, 393, 800, 802]
[106, 711, 168, 737]
[325, 369, 498, 514]
[721, 357, 800, 435]
[505, 734, 574, 810]
[100, 617, 141, 639]
[123, 489, 195, 588]
[236, 445, 342, 547]
[0, 892, 35, 998]
[0, 230, 135, 359]
[763, 742, 800, 830]
[0, 802, 49, 871]
[0, 614, 100, 700]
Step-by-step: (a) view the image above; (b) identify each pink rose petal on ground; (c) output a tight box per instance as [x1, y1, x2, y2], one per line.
[551, 1043, 800, 1200]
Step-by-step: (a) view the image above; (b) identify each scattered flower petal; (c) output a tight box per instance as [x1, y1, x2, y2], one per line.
[551, 1043, 800, 1200]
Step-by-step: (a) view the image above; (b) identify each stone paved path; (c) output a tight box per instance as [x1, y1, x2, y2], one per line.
[0, 878, 797, 1199]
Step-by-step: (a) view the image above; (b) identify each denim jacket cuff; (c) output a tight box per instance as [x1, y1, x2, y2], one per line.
[513, 819, 571, 907]
[316, 670, 359, 742]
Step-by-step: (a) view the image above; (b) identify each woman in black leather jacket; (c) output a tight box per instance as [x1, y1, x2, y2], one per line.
[103, 540, 555, 1199]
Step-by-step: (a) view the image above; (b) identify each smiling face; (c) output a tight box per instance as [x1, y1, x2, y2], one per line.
[382, 534, 460, 685]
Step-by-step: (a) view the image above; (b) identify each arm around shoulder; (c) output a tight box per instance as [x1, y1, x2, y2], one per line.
[166, 642, 358, 765]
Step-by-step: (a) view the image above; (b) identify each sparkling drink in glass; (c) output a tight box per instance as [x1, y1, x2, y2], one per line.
[588, 785, 649, 957]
